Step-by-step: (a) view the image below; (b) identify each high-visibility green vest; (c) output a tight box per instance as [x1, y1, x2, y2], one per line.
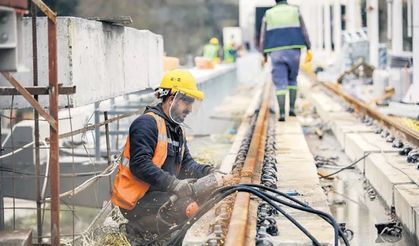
[264, 4, 306, 53]
[223, 45, 236, 63]
[203, 44, 220, 61]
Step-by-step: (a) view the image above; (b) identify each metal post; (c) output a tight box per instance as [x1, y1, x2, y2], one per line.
[47, 15, 60, 246]
[324, 0, 332, 54]
[31, 3, 43, 244]
[95, 102, 101, 160]
[413, 0, 419, 95]
[392, 0, 403, 52]
[367, 0, 379, 67]
[103, 111, 112, 194]
[333, 0, 342, 53]
[0, 117, 4, 231]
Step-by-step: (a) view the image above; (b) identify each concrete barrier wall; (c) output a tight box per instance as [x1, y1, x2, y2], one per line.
[186, 64, 238, 135]
[0, 17, 163, 109]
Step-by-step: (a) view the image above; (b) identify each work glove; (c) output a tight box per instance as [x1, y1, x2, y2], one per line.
[168, 178, 193, 197]
[304, 49, 313, 63]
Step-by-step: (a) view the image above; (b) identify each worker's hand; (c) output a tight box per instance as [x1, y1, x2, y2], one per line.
[168, 179, 193, 197]
[304, 49, 313, 63]
[214, 173, 234, 187]
[262, 53, 268, 66]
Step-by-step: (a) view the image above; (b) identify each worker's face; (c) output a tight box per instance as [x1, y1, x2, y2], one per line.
[169, 92, 201, 126]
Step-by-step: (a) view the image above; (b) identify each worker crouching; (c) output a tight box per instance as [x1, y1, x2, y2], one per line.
[111, 69, 229, 245]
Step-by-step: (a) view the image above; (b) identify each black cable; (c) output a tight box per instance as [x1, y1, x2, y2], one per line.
[235, 184, 350, 246]
[320, 153, 370, 179]
[147, 184, 348, 246]
[216, 185, 340, 246]
[168, 187, 322, 246]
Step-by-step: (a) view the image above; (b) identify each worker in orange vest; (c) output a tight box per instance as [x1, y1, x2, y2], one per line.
[112, 69, 220, 244]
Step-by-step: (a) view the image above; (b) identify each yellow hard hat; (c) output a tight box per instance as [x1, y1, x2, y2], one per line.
[159, 69, 204, 101]
[209, 37, 219, 45]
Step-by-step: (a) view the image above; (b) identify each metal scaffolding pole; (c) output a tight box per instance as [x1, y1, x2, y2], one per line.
[31, 2, 43, 244]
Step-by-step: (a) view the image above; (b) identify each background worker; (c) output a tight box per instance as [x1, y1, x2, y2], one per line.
[259, 0, 312, 121]
[111, 69, 227, 245]
[203, 37, 223, 63]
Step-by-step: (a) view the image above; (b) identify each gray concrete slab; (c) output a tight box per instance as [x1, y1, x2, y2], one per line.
[344, 133, 399, 172]
[273, 118, 334, 245]
[395, 184, 419, 243]
[0, 230, 32, 246]
[365, 153, 413, 208]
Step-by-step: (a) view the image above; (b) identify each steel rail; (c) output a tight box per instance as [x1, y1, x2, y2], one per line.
[224, 80, 271, 246]
[321, 81, 419, 147]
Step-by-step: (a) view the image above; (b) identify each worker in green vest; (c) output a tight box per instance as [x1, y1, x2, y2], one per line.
[260, 0, 312, 121]
[203, 37, 222, 63]
[223, 42, 237, 63]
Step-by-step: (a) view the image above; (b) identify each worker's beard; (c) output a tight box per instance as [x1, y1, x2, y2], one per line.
[169, 101, 190, 124]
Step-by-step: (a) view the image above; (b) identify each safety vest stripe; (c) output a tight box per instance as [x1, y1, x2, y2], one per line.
[121, 157, 130, 167]
[264, 45, 306, 53]
[266, 24, 300, 31]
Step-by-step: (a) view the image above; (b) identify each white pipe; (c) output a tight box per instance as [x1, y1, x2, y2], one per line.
[367, 0, 379, 66]
[333, 0, 342, 53]
[413, 0, 419, 100]
[316, 1, 325, 51]
[387, 0, 393, 42]
[324, 0, 332, 54]
[392, 0, 403, 52]
[407, 0, 412, 38]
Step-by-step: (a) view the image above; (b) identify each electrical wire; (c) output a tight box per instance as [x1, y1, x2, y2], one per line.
[319, 152, 370, 179]
[147, 184, 349, 246]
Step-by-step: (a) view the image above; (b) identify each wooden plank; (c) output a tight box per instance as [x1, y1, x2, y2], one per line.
[31, 0, 56, 22]
[1, 72, 57, 130]
[0, 85, 76, 95]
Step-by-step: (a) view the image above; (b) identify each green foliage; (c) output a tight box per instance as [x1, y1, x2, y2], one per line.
[44, 0, 80, 16]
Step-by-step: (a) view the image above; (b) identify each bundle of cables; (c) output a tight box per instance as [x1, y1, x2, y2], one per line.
[146, 183, 350, 246]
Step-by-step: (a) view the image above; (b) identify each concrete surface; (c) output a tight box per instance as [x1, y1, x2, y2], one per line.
[365, 153, 412, 208]
[395, 184, 419, 244]
[0, 230, 32, 246]
[343, 133, 399, 172]
[299, 73, 419, 243]
[0, 17, 163, 109]
[273, 118, 334, 245]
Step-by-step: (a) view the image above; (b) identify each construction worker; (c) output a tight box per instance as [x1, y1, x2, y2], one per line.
[203, 37, 222, 63]
[223, 42, 238, 63]
[260, 0, 312, 121]
[111, 69, 221, 244]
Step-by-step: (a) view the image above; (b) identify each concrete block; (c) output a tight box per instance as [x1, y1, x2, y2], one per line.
[395, 184, 419, 240]
[0, 230, 32, 246]
[331, 121, 373, 148]
[310, 92, 345, 120]
[364, 153, 412, 208]
[344, 133, 399, 172]
[274, 118, 334, 245]
[0, 17, 164, 108]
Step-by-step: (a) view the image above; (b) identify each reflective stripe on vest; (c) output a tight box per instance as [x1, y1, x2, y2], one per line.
[263, 4, 306, 53]
[111, 112, 168, 210]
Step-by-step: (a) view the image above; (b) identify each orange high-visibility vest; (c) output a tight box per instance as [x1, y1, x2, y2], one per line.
[111, 112, 168, 210]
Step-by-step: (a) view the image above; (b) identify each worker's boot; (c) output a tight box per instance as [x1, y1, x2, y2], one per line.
[289, 88, 297, 117]
[276, 95, 286, 121]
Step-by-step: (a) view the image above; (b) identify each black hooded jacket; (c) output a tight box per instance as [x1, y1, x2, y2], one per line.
[128, 103, 212, 192]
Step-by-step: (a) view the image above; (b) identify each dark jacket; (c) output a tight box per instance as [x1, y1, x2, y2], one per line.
[128, 103, 212, 192]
